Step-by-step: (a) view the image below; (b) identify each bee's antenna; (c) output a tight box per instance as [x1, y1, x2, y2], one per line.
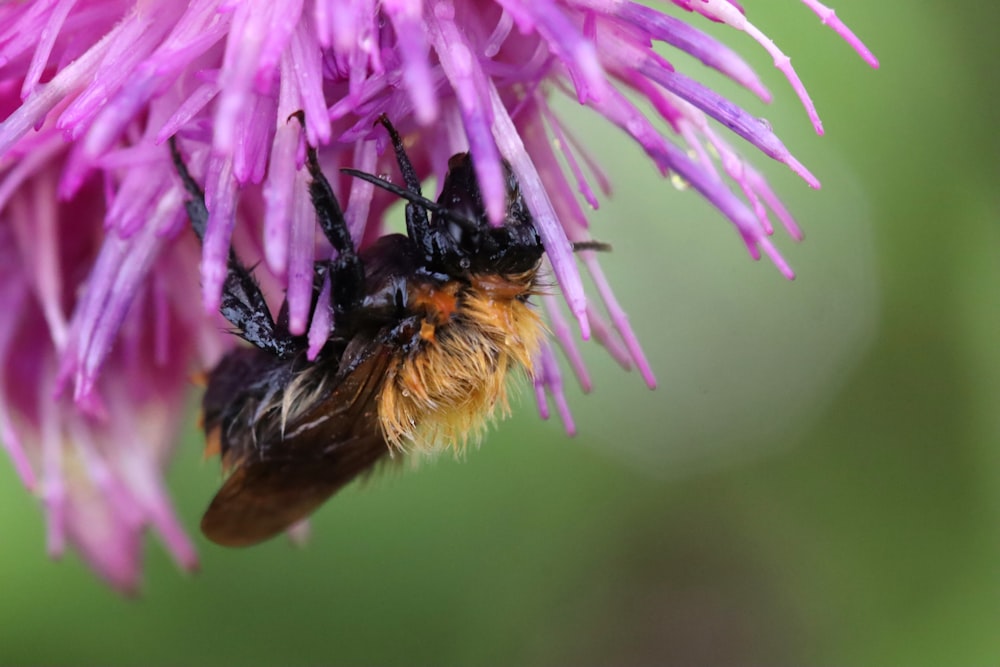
[341, 168, 480, 233]
[571, 240, 612, 253]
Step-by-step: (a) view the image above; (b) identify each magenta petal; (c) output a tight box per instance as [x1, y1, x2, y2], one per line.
[262, 121, 299, 276]
[800, 0, 880, 68]
[533, 342, 576, 435]
[285, 168, 315, 335]
[58, 202, 178, 402]
[496, 0, 608, 104]
[286, 15, 332, 145]
[542, 294, 592, 393]
[582, 254, 656, 389]
[20, 0, 80, 101]
[617, 2, 771, 101]
[201, 153, 238, 313]
[640, 62, 819, 187]
[306, 276, 333, 360]
[0, 26, 116, 156]
[383, 0, 439, 125]
[426, 9, 508, 225]
[57, 4, 182, 139]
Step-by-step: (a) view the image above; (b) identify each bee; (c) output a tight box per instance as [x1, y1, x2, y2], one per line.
[171, 116, 556, 547]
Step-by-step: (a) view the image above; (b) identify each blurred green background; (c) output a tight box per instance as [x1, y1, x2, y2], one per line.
[2, 1, 999, 664]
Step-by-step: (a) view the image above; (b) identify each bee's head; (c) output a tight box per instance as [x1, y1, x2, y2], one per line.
[341, 124, 545, 281]
[425, 153, 543, 279]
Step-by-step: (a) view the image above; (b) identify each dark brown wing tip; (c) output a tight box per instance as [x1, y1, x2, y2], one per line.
[200, 509, 284, 548]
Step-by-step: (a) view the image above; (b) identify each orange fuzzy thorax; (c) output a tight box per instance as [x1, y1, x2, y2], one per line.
[377, 270, 543, 452]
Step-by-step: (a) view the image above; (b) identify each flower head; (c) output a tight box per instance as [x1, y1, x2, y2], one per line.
[0, 0, 877, 590]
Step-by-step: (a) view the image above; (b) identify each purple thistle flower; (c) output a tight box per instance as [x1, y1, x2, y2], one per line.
[0, 0, 876, 590]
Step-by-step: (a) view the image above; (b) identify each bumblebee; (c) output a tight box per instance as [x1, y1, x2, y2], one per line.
[172, 117, 549, 547]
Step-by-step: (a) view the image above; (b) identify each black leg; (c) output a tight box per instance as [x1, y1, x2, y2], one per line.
[170, 137, 299, 359]
[286, 109, 366, 318]
[219, 270, 299, 359]
[374, 115, 435, 256]
[376, 115, 422, 194]
[303, 143, 365, 316]
[169, 135, 209, 240]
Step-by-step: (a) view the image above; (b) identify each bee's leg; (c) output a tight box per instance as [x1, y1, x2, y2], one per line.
[169, 137, 299, 359]
[169, 136, 210, 240]
[303, 143, 365, 317]
[217, 263, 301, 358]
[374, 115, 435, 256]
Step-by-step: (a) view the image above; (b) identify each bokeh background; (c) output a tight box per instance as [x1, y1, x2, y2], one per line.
[2, 1, 998, 664]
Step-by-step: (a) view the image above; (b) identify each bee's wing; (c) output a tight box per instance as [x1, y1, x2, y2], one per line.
[201, 343, 394, 547]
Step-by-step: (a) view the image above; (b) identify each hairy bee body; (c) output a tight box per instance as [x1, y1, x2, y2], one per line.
[174, 118, 547, 547]
[203, 234, 544, 474]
